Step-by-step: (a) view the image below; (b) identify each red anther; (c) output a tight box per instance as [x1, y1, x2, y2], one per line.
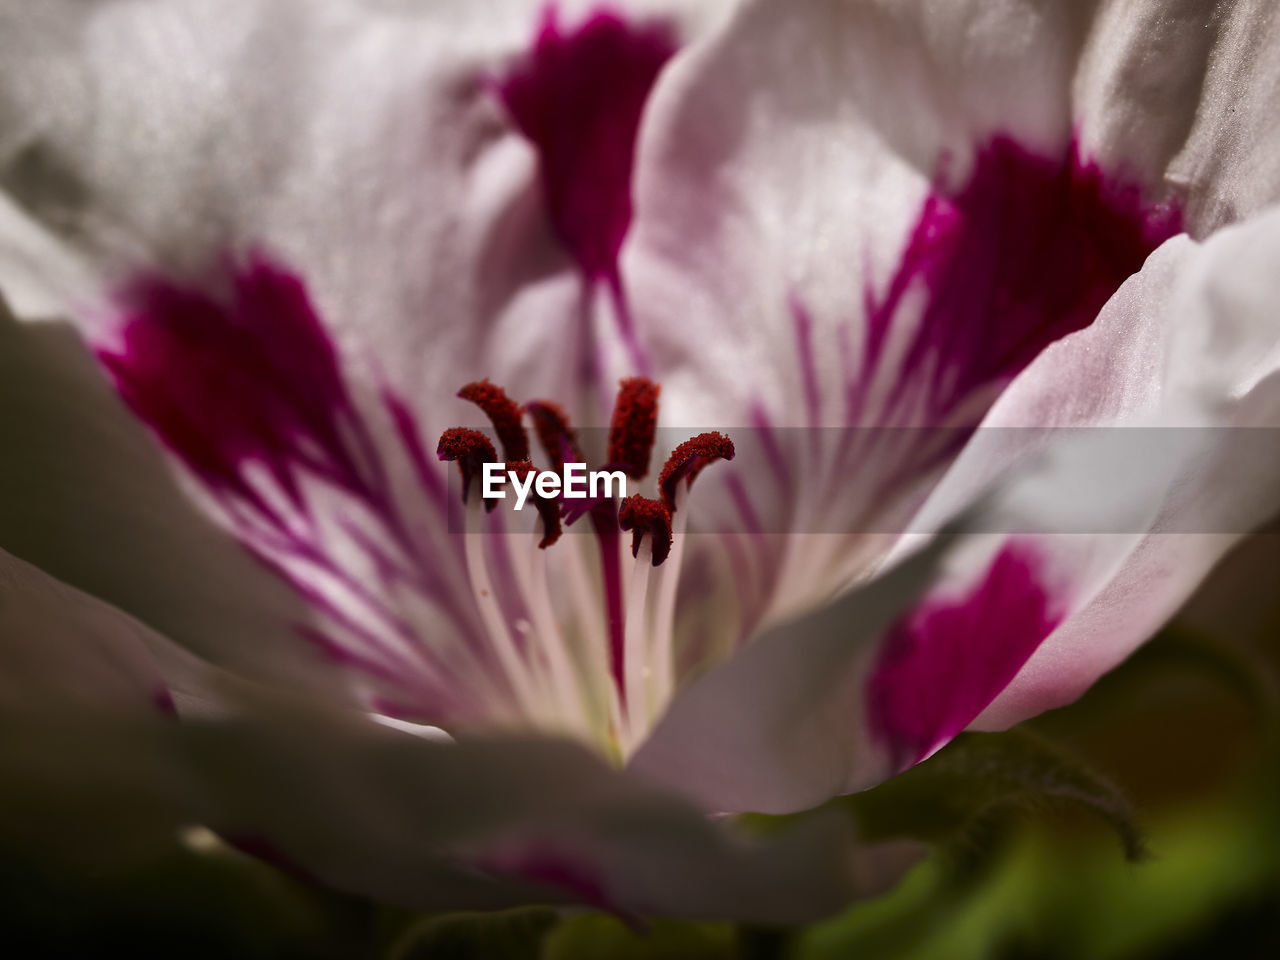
[505, 459, 563, 548]
[658, 431, 735, 512]
[437, 427, 499, 510]
[607, 377, 660, 479]
[617, 494, 672, 566]
[526, 400, 583, 472]
[459, 379, 529, 461]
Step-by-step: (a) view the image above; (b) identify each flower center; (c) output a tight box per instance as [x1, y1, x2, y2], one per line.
[438, 377, 733, 755]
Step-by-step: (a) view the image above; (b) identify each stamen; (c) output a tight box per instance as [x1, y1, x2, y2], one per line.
[459, 380, 530, 461]
[618, 495, 673, 566]
[560, 532, 624, 741]
[434, 377, 725, 752]
[436, 427, 498, 508]
[607, 377, 660, 478]
[505, 459, 563, 548]
[622, 538, 654, 744]
[526, 400, 583, 471]
[461, 497, 541, 716]
[649, 483, 690, 712]
[508, 526, 591, 731]
[658, 431, 735, 511]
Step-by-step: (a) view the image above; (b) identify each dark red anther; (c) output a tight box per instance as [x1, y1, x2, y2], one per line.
[658, 431, 735, 512]
[526, 400, 583, 472]
[505, 459, 562, 549]
[437, 427, 499, 510]
[617, 494, 672, 566]
[459, 379, 529, 461]
[607, 377, 659, 479]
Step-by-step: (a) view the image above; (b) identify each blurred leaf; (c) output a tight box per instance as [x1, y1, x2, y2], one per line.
[846, 729, 1145, 864]
[1140, 626, 1280, 727]
[542, 914, 737, 960]
[795, 790, 1280, 960]
[387, 907, 558, 960]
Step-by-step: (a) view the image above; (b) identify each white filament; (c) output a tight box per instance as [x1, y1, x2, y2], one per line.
[463, 497, 543, 719]
[622, 539, 654, 750]
[649, 484, 689, 715]
[460, 491, 690, 759]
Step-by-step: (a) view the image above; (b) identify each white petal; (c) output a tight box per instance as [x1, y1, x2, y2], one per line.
[622, 0, 1279, 438]
[628, 533, 951, 814]
[1075, 0, 1280, 232]
[181, 690, 912, 921]
[0, 0, 728, 404]
[634, 205, 1280, 812]
[622, 0, 1189, 637]
[0, 0, 749, 731]
[0, 548, 906, 919]
[971, 204, 1280, 727]
[624, 0, 1189, 426]
[896, 204, 1280, 731]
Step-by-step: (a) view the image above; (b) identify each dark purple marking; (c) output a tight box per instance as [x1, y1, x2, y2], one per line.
[99, 253, 367, 511]
[872, 137, 1181, 423]
[222, 833, 325, 886]
[866, 544, 1062, 771]
[153, 687, 178, 718]
[473, 842, 615, 911]
[591, 506, 628, 707]
[497, 6, 677, 284]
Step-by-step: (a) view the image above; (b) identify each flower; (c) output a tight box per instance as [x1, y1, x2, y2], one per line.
[3, 0, 1280, 922]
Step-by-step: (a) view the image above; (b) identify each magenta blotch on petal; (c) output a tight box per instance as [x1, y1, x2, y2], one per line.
[870, 137, 1182, 423]
[497, 5, 677, 285]
[866, 544, 1063, 771]
[98, 254, 370, 512]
